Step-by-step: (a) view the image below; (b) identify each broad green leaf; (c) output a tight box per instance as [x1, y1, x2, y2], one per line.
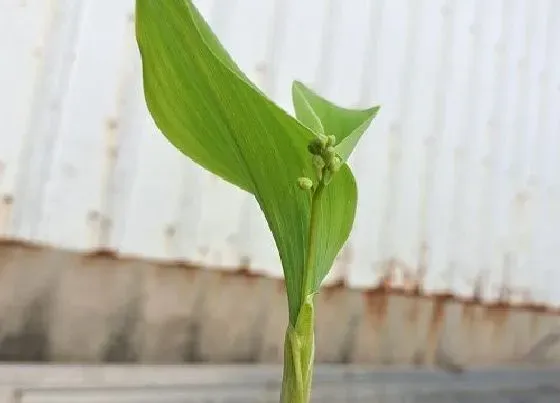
[135, 0, 364, 324]
[291, 81, 380, 161]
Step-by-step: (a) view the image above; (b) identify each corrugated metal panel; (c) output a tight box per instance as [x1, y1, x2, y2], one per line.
[2, 0, 560, 305]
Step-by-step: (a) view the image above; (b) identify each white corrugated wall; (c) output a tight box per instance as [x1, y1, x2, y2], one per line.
[1, 0, 560, 306]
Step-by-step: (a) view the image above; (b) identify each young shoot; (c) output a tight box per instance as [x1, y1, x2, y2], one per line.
[134, 1, 379, 401]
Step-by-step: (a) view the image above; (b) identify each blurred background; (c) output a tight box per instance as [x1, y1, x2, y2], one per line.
[1, 0, 560, 401]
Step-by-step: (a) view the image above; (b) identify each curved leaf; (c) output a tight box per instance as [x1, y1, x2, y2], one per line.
[292, 81, 379, 161]
[292, 82, 325, 135]
[310, 165, 357, 291]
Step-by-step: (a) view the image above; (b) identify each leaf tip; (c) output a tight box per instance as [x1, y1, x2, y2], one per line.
[292, 80, 305, 90]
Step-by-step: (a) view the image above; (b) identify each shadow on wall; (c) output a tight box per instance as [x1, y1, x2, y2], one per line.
[0, 239, 559, 367]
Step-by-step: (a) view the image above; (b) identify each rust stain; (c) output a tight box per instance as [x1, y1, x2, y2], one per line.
[484, 293, 511, 331]
[375, 257, 425, 296]
[0, 238, 43, 251]
[425, 294, 453, 362]
[353, 260, 558, 316]
[485, 301, 511, 344]
[414, 242, 429, 296]
[484, 301, 510, 321]
[82, 248, 120, 261]
[231, 267, 262, 281]
[226, 256, 262, 283]
[321, 279, 346, 301]
[363, 290, 390, 326]
[159, 260, 198, 271]
[0, 239, 558, 317]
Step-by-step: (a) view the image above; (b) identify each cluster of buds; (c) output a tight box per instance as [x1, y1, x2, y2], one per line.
[297, 135, 341, 191]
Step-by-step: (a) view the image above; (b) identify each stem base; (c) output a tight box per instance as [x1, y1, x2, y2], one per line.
[280, 295, 315, 403]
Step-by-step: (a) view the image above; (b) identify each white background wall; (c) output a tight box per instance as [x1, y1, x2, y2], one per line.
[1, 0, 560, 305]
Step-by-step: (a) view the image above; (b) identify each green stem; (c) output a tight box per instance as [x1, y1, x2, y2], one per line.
[301, 181, 325, 301]
[280, 299, 314, 403]
[280, 182, 325, 403]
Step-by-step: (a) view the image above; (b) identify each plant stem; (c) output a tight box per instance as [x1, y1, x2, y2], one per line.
[280, 182, 325, 403]
[301, 181, 325, 301]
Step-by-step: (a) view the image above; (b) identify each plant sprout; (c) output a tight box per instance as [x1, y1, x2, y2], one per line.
[135, 1, 379, 402]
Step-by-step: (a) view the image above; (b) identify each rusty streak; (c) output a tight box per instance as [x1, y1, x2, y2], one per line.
[0, 237, 559, 316]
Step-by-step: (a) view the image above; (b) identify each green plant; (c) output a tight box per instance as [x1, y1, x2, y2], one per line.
[135, 1, 379, 401]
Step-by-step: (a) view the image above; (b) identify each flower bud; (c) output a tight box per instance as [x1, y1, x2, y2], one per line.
[311, 155, 324, 180]
[326, 135, 337, 146]
[323, 146, 335, 161]
[328, 156, 341, 172]
[297, 177, 313, 190]
[307, 137, 326, 155]
[312, 155, 325, 169]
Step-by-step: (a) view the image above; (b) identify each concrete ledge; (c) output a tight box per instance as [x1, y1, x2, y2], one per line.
[0, 365, 558, 403]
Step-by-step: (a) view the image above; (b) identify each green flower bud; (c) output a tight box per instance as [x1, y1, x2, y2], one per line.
[312, 154, 325, 180]
[328, 156, 341, 172]
[297, 177, 313, 190]
[307, 137, 326, 155]
[312, 155, 325, 169]
[326, 135, 337, 146]
[323, 146, 335, 161]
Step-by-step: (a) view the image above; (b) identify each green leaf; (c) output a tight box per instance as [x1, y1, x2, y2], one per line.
[291, 81, 380, 161]
[310, 165, 357, 291]
[135, 0, 367, 324]
[292, 82, 325, 135]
